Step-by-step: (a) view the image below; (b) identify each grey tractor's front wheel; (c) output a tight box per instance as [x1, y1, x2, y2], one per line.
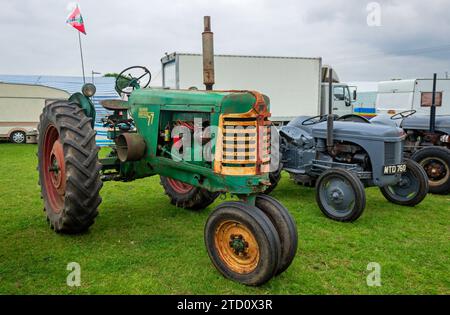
[204, 201, 281, 286]
[380, 159, 429, 206]
[160, 176, 219, 210]
[315, 168, 366, 222]
[411, 146, 450, 195]
[37, 101, 102, 233]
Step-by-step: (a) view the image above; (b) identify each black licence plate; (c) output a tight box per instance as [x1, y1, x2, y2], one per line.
[383, 164, 407, 175]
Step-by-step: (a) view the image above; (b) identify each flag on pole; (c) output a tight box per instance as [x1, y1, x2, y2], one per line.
[66, 5, 86, 34]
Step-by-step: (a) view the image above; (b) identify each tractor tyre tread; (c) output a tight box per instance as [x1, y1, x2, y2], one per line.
[255, 194, 298, 275]
[204, 201, 281, 286]
[37, 101, 102, 234]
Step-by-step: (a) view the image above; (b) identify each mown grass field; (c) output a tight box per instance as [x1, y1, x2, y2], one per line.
[0, 143, 449, 294]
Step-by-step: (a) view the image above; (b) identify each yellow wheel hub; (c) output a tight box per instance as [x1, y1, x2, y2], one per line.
[214, 220, 259, 274]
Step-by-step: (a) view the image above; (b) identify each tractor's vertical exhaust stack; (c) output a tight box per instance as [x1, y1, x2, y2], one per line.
[327, 68, 334, 150]
[202, 16, 215, 90]
[430, 73, 437, 132]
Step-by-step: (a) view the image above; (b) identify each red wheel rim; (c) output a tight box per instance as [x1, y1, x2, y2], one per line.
[166, 178, 194, 194]
[43, 125, 66, 213]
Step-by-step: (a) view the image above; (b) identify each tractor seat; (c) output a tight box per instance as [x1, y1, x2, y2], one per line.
[100, 99, 129, 111]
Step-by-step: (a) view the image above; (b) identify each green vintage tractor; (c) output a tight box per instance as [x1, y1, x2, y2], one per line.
[36, 64, 298, 285]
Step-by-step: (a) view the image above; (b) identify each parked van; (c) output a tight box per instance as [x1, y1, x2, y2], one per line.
[0, 83, 69, 143]
[376, 78, 450, 116]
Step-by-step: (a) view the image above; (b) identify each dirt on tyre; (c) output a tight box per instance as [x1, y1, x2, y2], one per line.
[255, 194, 298, 275]
[411, 146, 450, 195]
[37, 100, 102, 233]
[204, 201, 281, 286]
[160, 176, 219, 210]
[315, 168, 366, 222]
[380, 159, 429, 206]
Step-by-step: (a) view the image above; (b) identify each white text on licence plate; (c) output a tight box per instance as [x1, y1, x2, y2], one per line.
[383, 164, 407, 175]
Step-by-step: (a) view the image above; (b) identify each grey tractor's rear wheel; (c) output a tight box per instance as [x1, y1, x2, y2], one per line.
[10, 130, 26, 144]
[411, 146, 450, 195]
[380, 159, 429, 206]
[160, 176, 219, 210]
[37, 101, 102, 233]
[204, 201, 281, 286]
[255, 194, 298, 275]
[315, 168, 366, 222]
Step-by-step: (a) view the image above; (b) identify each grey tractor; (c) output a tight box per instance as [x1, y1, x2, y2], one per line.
[370, 110, 450, 194]
[267, 114, 429, 222]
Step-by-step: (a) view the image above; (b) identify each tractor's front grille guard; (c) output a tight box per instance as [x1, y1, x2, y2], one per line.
[384, 141, 404, 165]
[214, 116, 271, 176]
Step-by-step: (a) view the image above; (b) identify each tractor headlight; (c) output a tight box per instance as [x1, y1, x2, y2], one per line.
[82, 83, 96, 97]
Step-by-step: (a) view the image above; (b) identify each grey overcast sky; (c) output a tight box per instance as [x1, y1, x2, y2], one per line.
[1, 0, 449, 84]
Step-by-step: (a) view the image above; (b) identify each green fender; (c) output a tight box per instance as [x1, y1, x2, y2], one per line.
[69, 92, 96, 128]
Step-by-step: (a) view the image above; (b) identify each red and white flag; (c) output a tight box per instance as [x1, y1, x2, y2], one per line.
[66, 4, 86, 35]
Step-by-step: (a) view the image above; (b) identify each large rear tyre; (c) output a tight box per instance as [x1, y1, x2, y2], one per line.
[315, 168, 366, 222]
[204, 201, 281, 286]
[255, 194, 298, 275]
[380, 159, 429, 206]
[37, 101, 102, 233]
[411, 146, 450, 195]
[160, 176, 219, 210]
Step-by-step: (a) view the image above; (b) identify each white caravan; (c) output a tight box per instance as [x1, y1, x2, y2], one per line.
[0, 82, 69, 143]
[376, 79, 450, 116]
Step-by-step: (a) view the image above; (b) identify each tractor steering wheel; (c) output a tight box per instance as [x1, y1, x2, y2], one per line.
[115, 66, 152, 95]
[390, 110, 416, 120]
[302, 115, 329, 126]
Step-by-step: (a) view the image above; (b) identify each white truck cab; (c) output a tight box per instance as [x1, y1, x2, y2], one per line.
[321, 83, 356, 117]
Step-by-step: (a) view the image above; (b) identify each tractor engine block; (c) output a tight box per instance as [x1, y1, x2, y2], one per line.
[330, 142, 371, 171]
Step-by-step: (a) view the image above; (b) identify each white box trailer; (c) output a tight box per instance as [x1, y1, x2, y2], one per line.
[376, 79, 450, 116]
[0, 82, 69, 143]
[161, 53, 344, 122]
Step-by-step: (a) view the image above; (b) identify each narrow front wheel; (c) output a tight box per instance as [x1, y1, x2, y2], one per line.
[204, 201, 280, 286]
[315, 168, 366, 222]
[255, 194, 298, 275]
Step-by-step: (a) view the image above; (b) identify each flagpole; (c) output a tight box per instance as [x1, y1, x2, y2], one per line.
[77, 31, 86, 84]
